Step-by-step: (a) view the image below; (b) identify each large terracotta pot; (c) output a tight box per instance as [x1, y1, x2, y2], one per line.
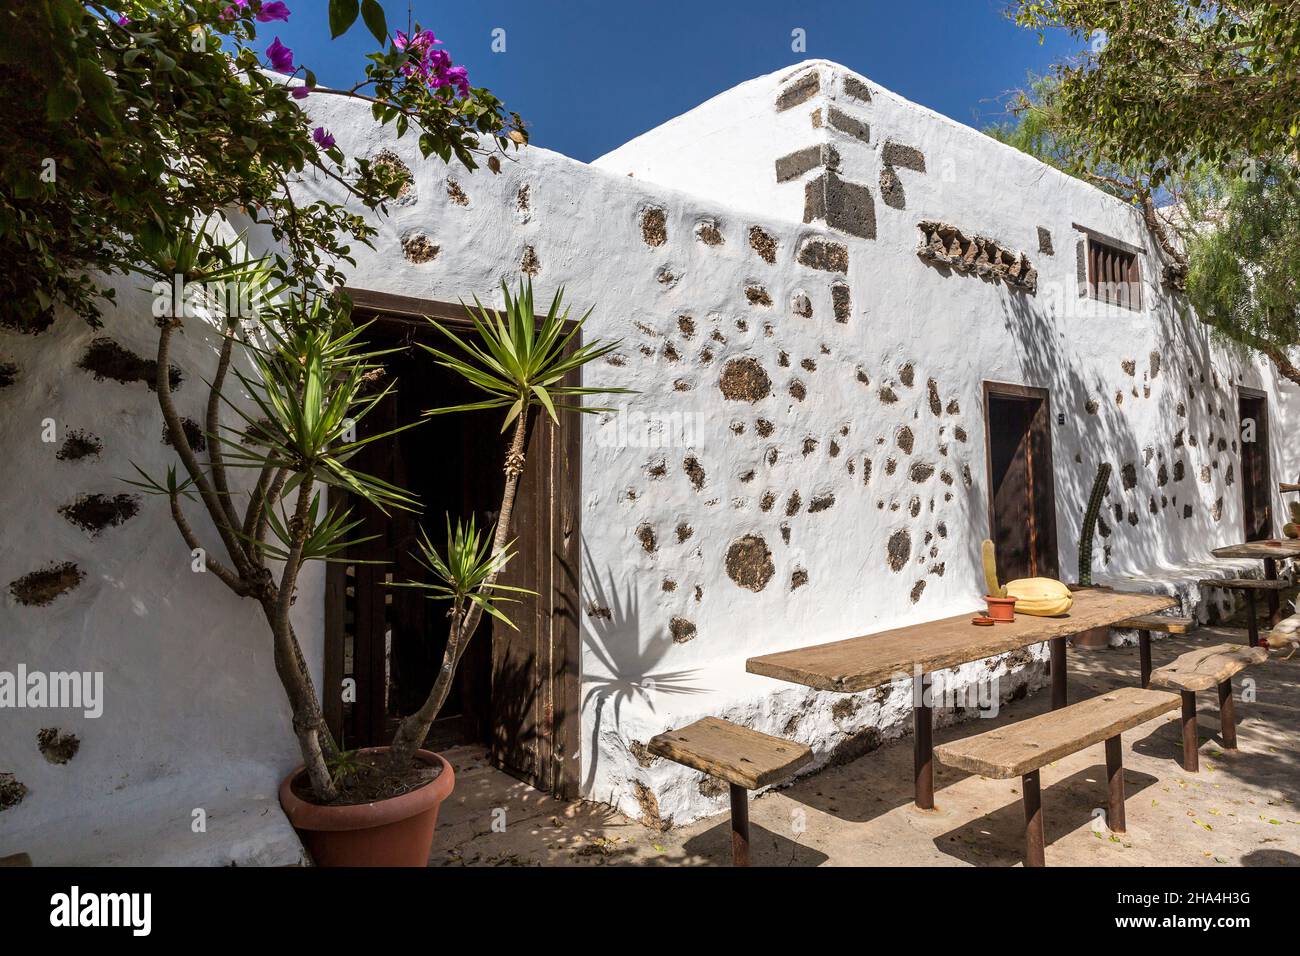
[279, 747, 454, 867]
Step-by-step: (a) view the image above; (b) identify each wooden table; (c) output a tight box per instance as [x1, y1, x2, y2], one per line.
[1210, 539, 1300, 626]
[746, 589, 1176, 810]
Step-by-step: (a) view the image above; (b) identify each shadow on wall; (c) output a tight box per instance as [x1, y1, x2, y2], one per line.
[579, 542, 708, 794]
[1000, 283, 1239, 581]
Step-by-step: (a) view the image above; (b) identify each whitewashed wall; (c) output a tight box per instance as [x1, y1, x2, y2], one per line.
[2, 60, 1296, 849]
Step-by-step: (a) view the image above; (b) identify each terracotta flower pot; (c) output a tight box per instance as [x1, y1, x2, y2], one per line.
[985, 595, 1017, 622]
[279, 747, 454, 867]
[1070, 626, 1111, 649]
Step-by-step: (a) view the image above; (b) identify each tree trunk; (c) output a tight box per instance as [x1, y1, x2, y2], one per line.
[386, 410, 531, 769]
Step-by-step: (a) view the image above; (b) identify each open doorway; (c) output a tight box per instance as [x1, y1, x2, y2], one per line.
[1238, 388, 1272, 541]
[322, 290, 582, 798]
[983, 382, 1060, 582]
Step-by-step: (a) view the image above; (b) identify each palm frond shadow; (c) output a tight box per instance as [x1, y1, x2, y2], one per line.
[578, 542, 709, 793]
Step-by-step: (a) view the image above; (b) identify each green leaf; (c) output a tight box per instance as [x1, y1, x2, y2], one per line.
[361, 0, 388, 46]
[329, 0, 360, 39]
[46, 82, 80, 123]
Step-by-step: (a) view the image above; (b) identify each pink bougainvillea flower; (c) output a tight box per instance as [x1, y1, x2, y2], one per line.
[221, 0, 249, 18]
[257, 1, 291, 22]
[312, 127, 336, 149]
[291, 84, 312, 99]
[266, 37, 294, 72]
[115, 14, 131, 26]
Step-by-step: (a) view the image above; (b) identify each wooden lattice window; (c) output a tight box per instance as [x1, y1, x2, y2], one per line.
[1085, 235, 1143, 311]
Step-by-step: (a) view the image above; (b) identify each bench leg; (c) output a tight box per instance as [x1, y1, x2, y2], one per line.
[1050, 637, 1067, 710]
[1264, 557, 1281, 627]
[729, 783, 750, 867]
[1022, 770, 1045, 867]
[1138, 630, 1152, 689]
[1181, 690, 1199, 773]
[1246, 590, 1260, 648]
[1105, 735, 1126, 834]
[1218, 679, 1237, 750]
[913, 676, 934, 810]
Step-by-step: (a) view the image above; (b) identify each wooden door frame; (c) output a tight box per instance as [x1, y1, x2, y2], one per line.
[981, 381, 1061, 579]
[322, 287, 583, 799]
[1237, 385, 1272, 540]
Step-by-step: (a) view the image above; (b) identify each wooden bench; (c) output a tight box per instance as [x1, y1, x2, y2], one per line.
[648, 716, 812, 866]
[1199, 578, 1290, 648]
[1113, 613, 1196, 688]
[1149, 643, 1268, 772]
[934, 687, 1181, 866]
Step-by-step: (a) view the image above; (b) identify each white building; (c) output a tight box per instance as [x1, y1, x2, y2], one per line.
[1, 60, 1291, 863]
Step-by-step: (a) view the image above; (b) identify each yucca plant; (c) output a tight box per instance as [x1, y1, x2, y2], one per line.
[130, 223, 423, 801]
[384, 280, 628, 769]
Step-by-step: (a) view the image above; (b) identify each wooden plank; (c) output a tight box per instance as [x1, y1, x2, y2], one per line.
[1198, 577, 1290, 591]
[647, 717, 813, 790]
[1113, 614, 1195, 634]
[934, 687, 1180, 779]
[1211, 540, 1300, 559]
[746, 589, 1175, 693]
[1150, 643, 1268, 692]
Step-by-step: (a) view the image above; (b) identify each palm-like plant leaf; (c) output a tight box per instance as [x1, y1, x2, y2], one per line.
[419, 280, 632, 430]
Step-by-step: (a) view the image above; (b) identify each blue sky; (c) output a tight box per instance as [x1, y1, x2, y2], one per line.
[268, 0, 1083, 162]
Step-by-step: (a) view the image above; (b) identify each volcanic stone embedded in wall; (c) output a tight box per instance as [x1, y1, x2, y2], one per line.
[718, 357, 771, 402]
[896, 425, 914, 454]
[826, 106, 870, 144]
[401, 232, 439, 263]
[881, 141, 926, 173]
[744, 284, 773, 307]
[916, 221, 1037, 294]
[887, 529, 911, 572]
[163, 417, 206, 452]
[520, 245, 540, 276]
[371, 149, 414, 204]
[791, 291, 813, 318]
[636, 523, 658, 553]
[640, 206, 667, 246]
[57, 429, 102, 461]
[791, 568, 809, 590]
[927, 379, 942, 416]
[10, 561, 84, 606]
[669, 617, 697, 644]
[683, 455, 706, 490]
[445, 178, 470, 206]
[831, 281, 851, 322]
[775, 143, 840, 182]
[842, 74, 871, 102]
[1036, 227, 1055, 256]
[78, 338, 183, 391]
[59, 493, 140, 536]
[695, 219, 724, 245]
[37, 728, 80, 764]
[749, 226, 778, 263]
[808, 493, 835, 513]
[797, 236, 850, 273]
[776, 70, 820, 111]
[879, 166, 906, 209]
[804, 172, 876, 240]
[909, 461, 934, 483]
[0, 773, 27, 812]
[910, 580, 927, 603]
[725, 534, 775, 592]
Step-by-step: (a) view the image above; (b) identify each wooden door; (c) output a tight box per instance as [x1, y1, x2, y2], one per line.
[323, 291, 581, 798]
[1239, 390, 1272, 540]
[983, 383, 1059, 583]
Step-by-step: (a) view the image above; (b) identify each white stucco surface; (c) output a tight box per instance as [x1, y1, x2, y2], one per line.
[3, 60, 1297, 852]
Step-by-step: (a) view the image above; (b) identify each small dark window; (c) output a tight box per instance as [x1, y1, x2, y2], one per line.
[1086, 236, 1142, 310]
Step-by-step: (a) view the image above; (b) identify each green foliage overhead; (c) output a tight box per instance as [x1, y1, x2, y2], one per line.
[0, 1, 526, 331]
[1012, 0, 1300, 185]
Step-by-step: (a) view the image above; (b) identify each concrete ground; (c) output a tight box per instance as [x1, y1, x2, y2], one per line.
[430, 634, 1300, 867]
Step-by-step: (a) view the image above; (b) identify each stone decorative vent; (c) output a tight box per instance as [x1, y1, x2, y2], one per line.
[916, 221, 1037, 294]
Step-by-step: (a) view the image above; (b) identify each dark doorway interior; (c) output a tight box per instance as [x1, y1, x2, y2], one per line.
[983, 383, 1059, 583]
[1238, 389, 1272, 540]
[323, 291, 581, 798]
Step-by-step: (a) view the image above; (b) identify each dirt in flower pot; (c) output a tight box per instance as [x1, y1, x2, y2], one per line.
[292, 751, 443, 807]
